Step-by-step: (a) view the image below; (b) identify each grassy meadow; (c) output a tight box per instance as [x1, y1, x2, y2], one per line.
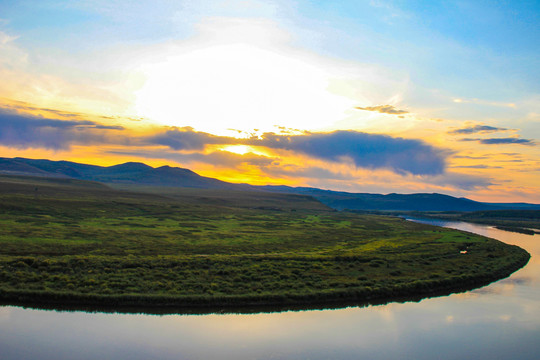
[0, 175, 530, 311]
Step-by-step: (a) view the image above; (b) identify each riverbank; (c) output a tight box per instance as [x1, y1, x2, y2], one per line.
[0, 250, 529, 314]
[401, 210, 540, 235]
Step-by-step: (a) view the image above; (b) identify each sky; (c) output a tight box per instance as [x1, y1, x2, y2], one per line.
[0, 0, 539, 202]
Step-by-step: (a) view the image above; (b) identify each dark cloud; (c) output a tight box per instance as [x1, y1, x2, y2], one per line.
[480, 138, 535, 145]
[0, 109, 122, 150]
[460, 137, 535, 145]
[137, 129, 449, 176]
[452, 165, 502, 169]
[428, 172, 493, 190]
[262, 164, 355, 181]
[454, 153, 525, 161]
[247, 131, 447, 175]
[148, 128, 234, 150]
[496, 159, 525, 163]
[355, 105, 408, 115]
[448, 125, 508, 134]
[453, 155, 490, 159]
[1, 109, 449, 176]
[92, 124, 125, 130]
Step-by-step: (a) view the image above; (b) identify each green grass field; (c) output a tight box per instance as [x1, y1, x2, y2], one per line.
[0, 175, 530, 312]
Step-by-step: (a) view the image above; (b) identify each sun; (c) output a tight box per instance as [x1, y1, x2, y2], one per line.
[134, 43, 353, 135]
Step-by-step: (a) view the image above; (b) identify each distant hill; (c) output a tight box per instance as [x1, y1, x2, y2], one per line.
[257, 187, 540, 212]
[0, 157, 244, 190]
[2, 157, 539, 212]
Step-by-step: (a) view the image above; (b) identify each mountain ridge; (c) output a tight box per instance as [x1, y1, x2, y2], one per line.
[2, 156, 539, 212]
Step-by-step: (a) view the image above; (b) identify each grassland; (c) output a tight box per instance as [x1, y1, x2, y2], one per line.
[0, 175, 530, 312]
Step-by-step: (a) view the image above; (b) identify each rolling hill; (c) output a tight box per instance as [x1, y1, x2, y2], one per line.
[0, 157, 243, 190]
[2, 156, 539, 212]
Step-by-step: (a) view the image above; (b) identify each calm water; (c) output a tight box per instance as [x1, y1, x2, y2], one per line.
[1, 220, 539, 360]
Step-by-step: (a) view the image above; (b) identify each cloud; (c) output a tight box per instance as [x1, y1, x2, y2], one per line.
[148, 128, 234, 150]
[452, 98, 516, 108]
[448, 125, 509, 134]
[147, 128, 447, 176]
[0, 100, 131, 130]
[355, 105, 408, 115]
[480, 138, 535, 145]
[427, 172, 493, 190]
[248, 131, 447, 175]
[0, 31, 18, 45]
[1, 109, 449, 176]
[92, 124, 125, 130]
[0, 99, 85, 119]
[452, 165, 502, 169]
[262, 164, 356, 181]
[108, 148, 275, 168]
[460, 137, 535, 146]
[453, 155, 490, 159]
[181, 151, 275, 168]
[0, 108, 124, 150]
[496, 159, 526, 163]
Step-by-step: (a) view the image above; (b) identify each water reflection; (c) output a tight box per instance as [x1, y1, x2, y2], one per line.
[1, 220, 539, 360]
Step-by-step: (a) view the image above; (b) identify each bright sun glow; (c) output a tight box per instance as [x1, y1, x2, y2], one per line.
[134, 43, 354, 135]
[220, 145, 255, 155]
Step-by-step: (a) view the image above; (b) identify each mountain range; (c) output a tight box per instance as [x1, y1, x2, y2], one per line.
[2, 157, 539, 212]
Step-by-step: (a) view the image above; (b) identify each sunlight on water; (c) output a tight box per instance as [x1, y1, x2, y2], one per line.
[1, 220, 539, 360]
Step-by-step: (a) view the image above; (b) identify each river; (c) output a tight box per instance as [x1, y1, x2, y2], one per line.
[1, 219, 539, 360]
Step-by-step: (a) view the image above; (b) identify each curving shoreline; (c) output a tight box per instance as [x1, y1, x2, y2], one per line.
[0, 242, 529, 314]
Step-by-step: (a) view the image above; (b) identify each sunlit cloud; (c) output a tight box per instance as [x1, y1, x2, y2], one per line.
[452, 98, 516, 108]
[220, 145, 260, 156]
[355, 105, 409, 115]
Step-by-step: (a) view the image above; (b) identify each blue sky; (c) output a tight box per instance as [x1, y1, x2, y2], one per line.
[4, 0, 537, 92]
